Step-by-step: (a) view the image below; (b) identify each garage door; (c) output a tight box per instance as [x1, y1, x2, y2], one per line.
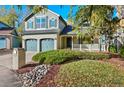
[26, 39, 37, 51]
[40, 39, 54, 52]
[0, 37, 6, 49]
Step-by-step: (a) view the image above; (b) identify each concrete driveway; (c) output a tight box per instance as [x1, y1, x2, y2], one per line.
[0, 65, 22, 87]
[0, 54, 12, 69]
[0, 50, 22, 87]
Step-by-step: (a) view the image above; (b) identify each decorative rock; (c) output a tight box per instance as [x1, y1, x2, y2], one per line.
[18, 64, 50, 87]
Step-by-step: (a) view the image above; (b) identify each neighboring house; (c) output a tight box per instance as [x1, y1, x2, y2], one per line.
[22, 9, 106, 52]
[0, 21, 20, 49]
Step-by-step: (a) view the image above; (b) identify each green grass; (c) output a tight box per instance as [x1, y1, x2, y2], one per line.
[55, 60, 124, 87]
[32, 49, 111, 65]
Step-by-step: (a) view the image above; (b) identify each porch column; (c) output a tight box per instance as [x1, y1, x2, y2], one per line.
[22, 39, 25, 49]
[72, 36, 73, 50]
[79, 38, 82, 51]
[37, 39, 40, 52]
[54, 38, 57, 50]
[60, 36, 61, 49]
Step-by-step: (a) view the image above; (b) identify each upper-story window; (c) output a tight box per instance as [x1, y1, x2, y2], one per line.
[27, 20, 33, 29]
[49, 18, 57, 28]
[35, 16, 48, 29]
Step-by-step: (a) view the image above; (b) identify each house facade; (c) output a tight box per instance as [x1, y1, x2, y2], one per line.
[0, 21, 20, 49]
[22, 9, 106, 52]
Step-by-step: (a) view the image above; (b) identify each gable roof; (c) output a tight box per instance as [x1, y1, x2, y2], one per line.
[61, 25, 76, 35]
[23, 8, 67, 26]
[0, 21, 19, 36]
[0, 21, 13, 30]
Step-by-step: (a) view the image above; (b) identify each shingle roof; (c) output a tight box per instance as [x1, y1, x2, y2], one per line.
[0, 21, 13, 30]
[61, 25, 76, 35]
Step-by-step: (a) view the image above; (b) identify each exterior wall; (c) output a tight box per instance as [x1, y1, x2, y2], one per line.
[22, 34, 58, 52]
[25, 10, 59, 31]
[6, 36, 11, 49]
[60, 37, 67, 49]
[59, 19, 66, 32]
[57, 34, 60, 49]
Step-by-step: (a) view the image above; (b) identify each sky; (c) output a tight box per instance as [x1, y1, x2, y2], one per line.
[0, 5, 117, 21]
[48, 5, 78, 20]
[0, 5, 77, 21]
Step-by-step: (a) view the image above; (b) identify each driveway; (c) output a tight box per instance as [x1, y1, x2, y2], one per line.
[0, 54, 12, 69]
[0, 65, 22, 87]
[0, 49, 22, 87]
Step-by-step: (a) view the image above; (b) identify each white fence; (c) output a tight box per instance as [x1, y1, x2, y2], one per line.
[73, 44, 101, 51]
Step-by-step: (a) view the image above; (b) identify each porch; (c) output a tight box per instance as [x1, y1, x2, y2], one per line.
[60, 35, 106, 51]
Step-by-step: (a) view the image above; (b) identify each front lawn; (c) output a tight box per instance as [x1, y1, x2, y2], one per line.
[54, 60, 124, 87]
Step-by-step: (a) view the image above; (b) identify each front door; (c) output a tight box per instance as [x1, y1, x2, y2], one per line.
[67, 37, 72, 48]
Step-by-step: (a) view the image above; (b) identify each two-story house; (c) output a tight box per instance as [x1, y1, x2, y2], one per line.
[22, 9, 106, 54]
[22, 9, 67, 52]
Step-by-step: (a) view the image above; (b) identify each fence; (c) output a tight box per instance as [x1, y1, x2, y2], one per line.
[73, 44, 100, 51]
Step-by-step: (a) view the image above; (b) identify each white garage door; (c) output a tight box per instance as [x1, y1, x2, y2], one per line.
[40, 39, 54, 52]
[26, 39, 37, 51]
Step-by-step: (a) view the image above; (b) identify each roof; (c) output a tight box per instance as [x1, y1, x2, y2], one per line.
[61, 25, 76, 35]
[23, 8, 67, 26]
[0, 21, 19, 36]
[22, 29, 58, 35]
[0, 21, 13, 30]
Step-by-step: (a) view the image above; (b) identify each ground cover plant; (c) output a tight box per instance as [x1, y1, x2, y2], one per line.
[54, 60, 124, 87]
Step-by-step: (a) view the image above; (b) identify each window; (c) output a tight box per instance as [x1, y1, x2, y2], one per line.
[35, 18, 40, 28]
[49, 18, 57, 28]
[35, 17, 48, 29]
[27, 20, 33, 29]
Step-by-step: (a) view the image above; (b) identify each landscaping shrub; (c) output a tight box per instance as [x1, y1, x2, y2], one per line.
[32, 50, 111, 65]
[120, 46, 124, 58]
[108, 44, 116, 53]
[55, 60, 124, 87]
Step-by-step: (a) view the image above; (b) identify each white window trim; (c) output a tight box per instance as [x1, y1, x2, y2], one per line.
[26, 19, 34, 30]
[35, 16, 47, 30]
[49, 18, 57, 29]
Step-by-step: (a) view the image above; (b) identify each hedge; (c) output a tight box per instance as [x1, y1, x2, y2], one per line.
[108, 44, 116, 53]
[32, 49, 111, 65]
[120, 46, 124, 58]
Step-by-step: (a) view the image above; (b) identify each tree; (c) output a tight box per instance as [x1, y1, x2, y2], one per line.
[70, 5, 119, 51]
[0, 7, 18, 27]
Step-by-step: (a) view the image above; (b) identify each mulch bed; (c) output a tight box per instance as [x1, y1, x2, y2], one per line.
[16, 63, 39, 74]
